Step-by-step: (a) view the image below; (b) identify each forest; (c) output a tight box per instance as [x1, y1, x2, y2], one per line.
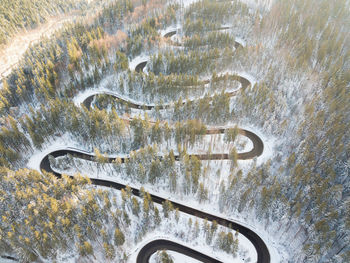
[0, 0, 349, 262]
[0, 0, 93, 45]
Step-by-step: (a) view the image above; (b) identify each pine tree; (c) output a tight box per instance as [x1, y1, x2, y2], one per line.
[162, 200, 173, 218]
[79, 241, 93, 256]
[155, 250, 174, 263]
[198, 183, 208, 203]
[114, 228, 125, 246]
[229, 147, 238, 168]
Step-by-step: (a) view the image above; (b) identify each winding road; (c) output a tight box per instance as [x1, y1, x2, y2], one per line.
[162, 29, 243, 50]
[40, 126, 263, 172]
[133, 29, 243, 74]
[38, 30, 271, 263]
[84, 74, 250, 110]
[39, 126, 268, 263]
[39, 128, 267, 263]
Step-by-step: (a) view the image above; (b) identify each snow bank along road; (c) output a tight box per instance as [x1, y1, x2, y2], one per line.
[38, 31, 270, 263]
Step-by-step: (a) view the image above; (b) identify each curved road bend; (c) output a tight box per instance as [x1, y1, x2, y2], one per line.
[135, 61, 148, 73]
[40, 127, 263, 168]
[136, 239, 222, 263]
[163, 30, 243, 50]
[83, 74, 250, 110]
[0, 255, 18, 261]
[163, 30, 177, 38]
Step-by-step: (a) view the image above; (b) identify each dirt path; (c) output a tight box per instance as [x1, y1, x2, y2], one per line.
[0, 11, 81, 81]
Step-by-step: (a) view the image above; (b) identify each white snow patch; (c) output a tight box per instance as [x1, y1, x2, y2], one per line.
[176, 0, 200, 8]
[0, 257, 16, 263]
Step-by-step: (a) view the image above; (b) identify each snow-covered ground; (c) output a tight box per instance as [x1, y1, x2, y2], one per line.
[176, 0, 199, 8]
[187, 133, 253, 154]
